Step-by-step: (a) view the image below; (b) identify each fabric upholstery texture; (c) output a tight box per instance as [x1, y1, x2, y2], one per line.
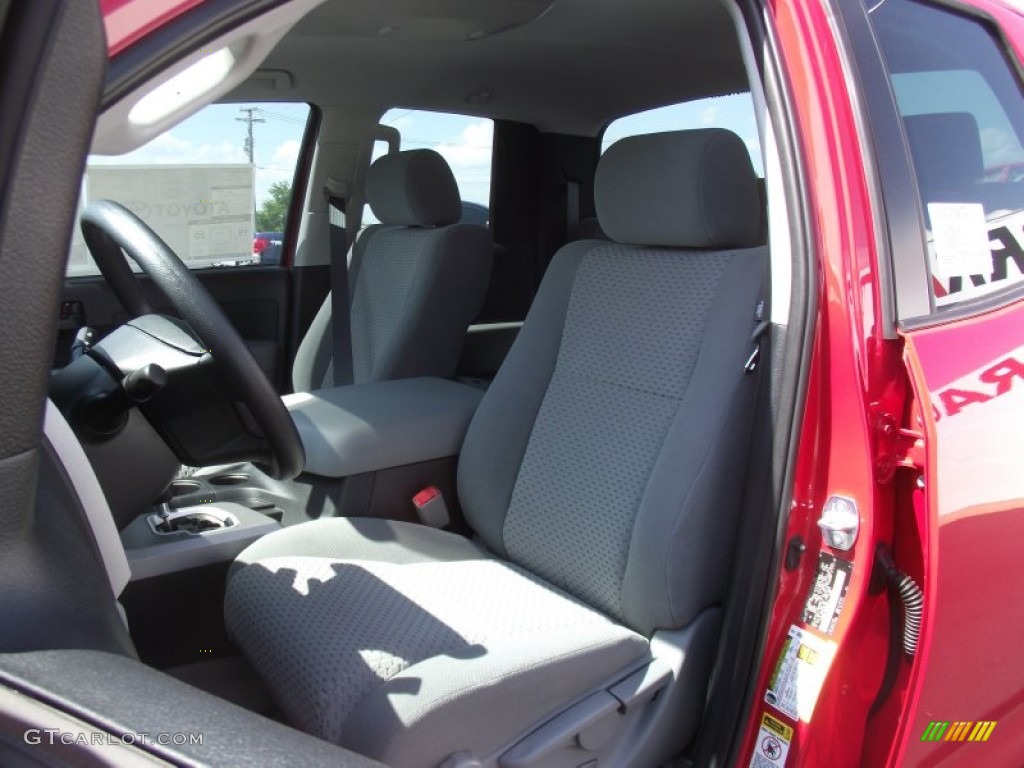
[350, 229, 430, 381]
[596, 129, 759, 248]
[366, 149, 461, 226]
[461, 240, 767, 633]
[502, 246, 729, 620]
[225, 518, 647, 759]
[232, 128, 768, 762]
[292, 212, 492, 391]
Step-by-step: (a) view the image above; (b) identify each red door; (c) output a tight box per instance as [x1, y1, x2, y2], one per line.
[901, 305, 1024, 766]
[738, 0, 1024, 766]
[854, 0, 1024, 764]
[868, 0, 1024, 765]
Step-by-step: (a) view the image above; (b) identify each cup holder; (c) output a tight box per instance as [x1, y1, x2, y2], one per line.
[169, 480, 201, 497]
[150, 508, 238, 535]
[210, 473, 250, 486]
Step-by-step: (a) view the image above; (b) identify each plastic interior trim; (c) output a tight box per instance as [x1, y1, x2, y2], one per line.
[42, 400, 131, 597]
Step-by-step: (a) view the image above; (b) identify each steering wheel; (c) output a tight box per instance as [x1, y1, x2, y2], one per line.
[79, 199, 304, 480]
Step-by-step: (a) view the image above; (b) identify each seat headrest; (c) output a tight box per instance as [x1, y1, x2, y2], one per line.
[366, 149, 462, 226]
[595, 129, 759, 249]
[903, 112, 984, 203]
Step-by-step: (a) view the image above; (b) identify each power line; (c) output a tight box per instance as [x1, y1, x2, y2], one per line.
[382, 109, 413, 126]
[257, 108, 307, 125]
[235, 107, 266, 163]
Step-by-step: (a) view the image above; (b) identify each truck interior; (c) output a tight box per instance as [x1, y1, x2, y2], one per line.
[0, 0, 815, 765]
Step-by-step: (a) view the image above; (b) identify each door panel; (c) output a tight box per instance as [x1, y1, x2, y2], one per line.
[901, 303, 1024, 767]
[57, 265, 290, 389]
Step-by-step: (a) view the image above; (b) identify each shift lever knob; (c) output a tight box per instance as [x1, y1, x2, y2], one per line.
[122, 363, 168, 403]
[82, 363, 168, 435]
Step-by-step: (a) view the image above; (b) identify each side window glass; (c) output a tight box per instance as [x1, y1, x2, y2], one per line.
[601, 93, 763, 175]
[68, 103, 310, 275]
[364, 109, 494, 227]
[871, 0, 1024, 310]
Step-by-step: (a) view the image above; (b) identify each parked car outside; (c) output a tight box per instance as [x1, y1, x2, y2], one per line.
[253, 231, 284, 265]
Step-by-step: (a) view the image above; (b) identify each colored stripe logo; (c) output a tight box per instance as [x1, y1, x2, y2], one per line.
[921, 721, 996, 742]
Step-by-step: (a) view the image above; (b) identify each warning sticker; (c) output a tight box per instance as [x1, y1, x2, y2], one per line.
[764, 625, 837, 722]
[800, 552, 852, 635]
[749, 712, 793, 768]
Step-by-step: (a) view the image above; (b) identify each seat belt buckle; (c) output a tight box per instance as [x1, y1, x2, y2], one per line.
[413, 486, 450, 529]
[745, 318, 770, 374]
[744, 346, 760, 373]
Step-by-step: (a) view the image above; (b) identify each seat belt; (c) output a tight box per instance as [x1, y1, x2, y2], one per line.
[565, 178, 580, 242]
[326, 180, 354, 386]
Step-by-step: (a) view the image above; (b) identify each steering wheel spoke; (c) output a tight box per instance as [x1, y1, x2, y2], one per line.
[76, 200, 304, 480]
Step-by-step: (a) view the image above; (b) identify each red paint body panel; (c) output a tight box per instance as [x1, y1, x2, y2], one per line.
[100, 0, 206, 56]
[901, 302, 1024, 767]
[743, 0, 1024, 765]
[737, 0, 905, 763]
[884, 3, 1024, 765]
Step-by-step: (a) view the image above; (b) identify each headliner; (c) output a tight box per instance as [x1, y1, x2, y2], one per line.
[229, 0, 747, 135]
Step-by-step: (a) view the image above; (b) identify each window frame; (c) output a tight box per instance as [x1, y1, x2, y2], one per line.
[838, 0, 1024, 329]
[279, 102, 320, 270]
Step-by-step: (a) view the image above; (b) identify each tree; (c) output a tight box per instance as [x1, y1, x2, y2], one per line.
[255, 181, 291, 231]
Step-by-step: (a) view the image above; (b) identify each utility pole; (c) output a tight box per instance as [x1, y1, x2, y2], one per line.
[236, 107, 266, 164]
[238, 108, 266, 234]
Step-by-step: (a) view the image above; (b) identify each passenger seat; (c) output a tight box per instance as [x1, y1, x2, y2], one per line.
[292, 149, 493, 391]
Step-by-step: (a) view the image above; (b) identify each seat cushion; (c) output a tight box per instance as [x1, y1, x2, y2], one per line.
[225, 518, 649, 765]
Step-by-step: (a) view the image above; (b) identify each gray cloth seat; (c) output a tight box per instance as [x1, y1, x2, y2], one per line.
[227, 517, 648, 759]
[227, 128, 768, 767]
[292, 149, 493, 391]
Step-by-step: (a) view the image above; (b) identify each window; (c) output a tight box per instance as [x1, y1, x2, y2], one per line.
[871, 0, 1024, 309]
[365, 109, 494, 226]
[67, 102, 310, 275]
[601, 93, 763, 175]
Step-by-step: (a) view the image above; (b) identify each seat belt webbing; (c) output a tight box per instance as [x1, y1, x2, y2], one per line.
[327, 195, 354, 386]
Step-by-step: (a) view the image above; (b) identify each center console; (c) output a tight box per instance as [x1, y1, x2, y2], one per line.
[121, 500, 281, 581]
[119, 377, 484, 581]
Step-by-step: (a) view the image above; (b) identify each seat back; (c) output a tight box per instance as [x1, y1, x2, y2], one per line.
[459, 129, 766, 635]
[292, 149, 492, 391]
[904, 112, 984, 204]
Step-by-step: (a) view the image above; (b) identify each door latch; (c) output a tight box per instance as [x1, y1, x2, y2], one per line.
[817, 495, 859, 550]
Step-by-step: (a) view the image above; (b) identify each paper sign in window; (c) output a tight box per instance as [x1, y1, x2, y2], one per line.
[928, 203, 993, 280]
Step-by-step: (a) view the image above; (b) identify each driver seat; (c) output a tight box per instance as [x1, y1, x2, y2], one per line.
[226, 129, 767, 767]
[291, 149, 493, 391]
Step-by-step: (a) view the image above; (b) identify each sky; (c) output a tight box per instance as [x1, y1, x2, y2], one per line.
[86, 93, 763, 214]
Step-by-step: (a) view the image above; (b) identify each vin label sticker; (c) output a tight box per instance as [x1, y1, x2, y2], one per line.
[764, 625, 837, 722]
[800, 552, 852, 635]
[749, 712, 794, 768]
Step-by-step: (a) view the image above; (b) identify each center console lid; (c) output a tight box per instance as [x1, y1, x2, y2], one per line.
[284, 377, 484, 479]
